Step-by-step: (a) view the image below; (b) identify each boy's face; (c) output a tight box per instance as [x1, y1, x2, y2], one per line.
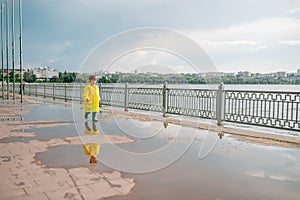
[90, 79, 97, 84]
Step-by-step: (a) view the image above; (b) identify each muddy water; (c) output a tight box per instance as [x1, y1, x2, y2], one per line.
[36, 116, 300, 200]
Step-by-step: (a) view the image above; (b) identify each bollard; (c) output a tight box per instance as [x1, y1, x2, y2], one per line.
[216, 83, 225, 126]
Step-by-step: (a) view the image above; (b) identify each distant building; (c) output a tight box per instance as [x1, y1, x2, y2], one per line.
[276, 71, 287, 78]
[264, 73, 276, 78]
[297, 69, 300, 76]
[30, 66, 59, 80]
[223, 73, 236, 77]
[3, 68, 26, 76]
[252, 73, 264, 78]
[198, 72, 224, 78]
[237, 71, 251, 77]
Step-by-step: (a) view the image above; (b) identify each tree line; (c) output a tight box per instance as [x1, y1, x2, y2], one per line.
[0, 70, 87, 83]
[99, 73, 300, 84]
[1, 70, 300, 84]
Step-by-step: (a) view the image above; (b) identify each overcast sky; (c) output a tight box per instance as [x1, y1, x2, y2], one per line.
[7, 0, 300, 73]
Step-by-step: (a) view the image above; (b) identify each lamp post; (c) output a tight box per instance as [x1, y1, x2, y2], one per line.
[11, 0, 15, 100]
[19, 0, 23, 103]
[1, 4, 4, 97]
[6, 0, 9, 99]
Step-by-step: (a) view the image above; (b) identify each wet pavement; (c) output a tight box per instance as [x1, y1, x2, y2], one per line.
[1, 98, 300, 200]
[40, 107, 300, 200]
[0, 99, 135, 200]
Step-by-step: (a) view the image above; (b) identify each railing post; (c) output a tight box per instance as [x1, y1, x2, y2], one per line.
[34, 83, 37, 97]
[64, 83, 67, 102]
[43, 83, 46, 98]
[53, 83, 55, 100]
[28, 83, 31, 96]
[124, 82, 128, 111]
[162, 82, 167, 117]
[80, 83, 83, 104]
[217, 83, 225, 126]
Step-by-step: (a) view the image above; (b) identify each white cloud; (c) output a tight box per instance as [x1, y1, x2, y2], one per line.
[187, 17, 300, 49]
[279, 40, 300, 45]
[183, 17, 300, 72]
[198, 40, 257, 48]
[245, 170, 297, 182]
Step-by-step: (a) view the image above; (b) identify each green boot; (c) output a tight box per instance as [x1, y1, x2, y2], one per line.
[92, 112, 98, 122]
[84, 112, 89, 120]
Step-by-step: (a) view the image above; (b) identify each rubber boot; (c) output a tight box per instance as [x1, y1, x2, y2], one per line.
[92, 112, 98, 122]
[84, 112, 89, 120]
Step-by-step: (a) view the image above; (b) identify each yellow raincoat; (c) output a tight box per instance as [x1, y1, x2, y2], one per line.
[83, 144, 100, 157]
[83, 84, 100, 113]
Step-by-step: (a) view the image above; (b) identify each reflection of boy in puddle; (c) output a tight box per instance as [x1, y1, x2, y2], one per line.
[84, 121, 100, 164]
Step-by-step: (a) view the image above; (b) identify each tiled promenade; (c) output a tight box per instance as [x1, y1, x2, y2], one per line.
[0, 99, 135, 200]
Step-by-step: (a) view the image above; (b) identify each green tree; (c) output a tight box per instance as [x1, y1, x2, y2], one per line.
[49, 76, 60, 82]
[23, 72, 36, 83]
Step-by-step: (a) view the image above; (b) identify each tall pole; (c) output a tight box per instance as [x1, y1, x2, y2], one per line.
[11, 0, 15, 100]
[19, 0, 22, 103]
[1, 4, 4, 97]
[6, 0, 9, 99]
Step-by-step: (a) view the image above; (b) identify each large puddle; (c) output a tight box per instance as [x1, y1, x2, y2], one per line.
[37, 117, 300, 200]
[3, 101, 299, 199]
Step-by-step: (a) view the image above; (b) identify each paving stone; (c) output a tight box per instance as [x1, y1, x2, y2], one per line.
[45, 187, 80, 200]
[110, 178, 135, 194]
[24, 182, 73, 195]
[103, 171, 122, 181]
[75, 177, 105, 186]
[85, 181, 121, 199]
[2, 188, 27, 199]
[14, 192, 50, 200]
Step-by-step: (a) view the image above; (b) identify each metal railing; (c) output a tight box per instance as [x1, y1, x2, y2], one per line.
[167, 88, 217, 119]
[224, 90, 300, 130]
[2, 83, 83, 102]
[1, 83, 299, 131]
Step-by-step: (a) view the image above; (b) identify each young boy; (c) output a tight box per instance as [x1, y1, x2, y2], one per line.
[84, 75, 100, 122]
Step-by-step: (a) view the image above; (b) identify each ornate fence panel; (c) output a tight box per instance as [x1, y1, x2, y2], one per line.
[127, 87, 163, 112]
[100, 86, 125, 107]
[167, 88, 217, 119]
[225, 90, 300, 131]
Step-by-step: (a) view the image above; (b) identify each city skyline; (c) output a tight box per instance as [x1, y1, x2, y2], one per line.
[7, 65, 299, 77]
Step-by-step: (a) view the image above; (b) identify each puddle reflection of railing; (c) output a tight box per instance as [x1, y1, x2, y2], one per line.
[0, 117, 24, 121]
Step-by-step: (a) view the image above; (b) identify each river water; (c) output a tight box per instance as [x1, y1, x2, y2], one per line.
[101, 84, 300, 91]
